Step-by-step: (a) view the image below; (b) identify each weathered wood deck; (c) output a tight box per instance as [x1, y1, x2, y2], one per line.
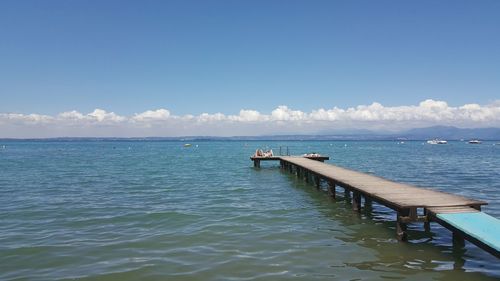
[280, 156, 485, 210]
[253, 155, 499, 258]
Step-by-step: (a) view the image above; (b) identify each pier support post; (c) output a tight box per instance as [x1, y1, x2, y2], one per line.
[452, 231, 465, 247]
[254, 160, 260, 168]
[344, 188, 350, 200]
[352, 191, 361, 211]
[305, 170, 309, 183]
[328, 181, 336, 198]
[409, 208, 418, 221]
[396, 209, 409, 241]
[364, 196, 372, 212]
[423, 209, 431, 232]
[424, 221, 431, 232]
[314, 175, 320, 189]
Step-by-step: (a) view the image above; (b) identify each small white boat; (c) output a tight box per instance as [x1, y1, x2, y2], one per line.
[468, 139, 481, 144]
[183, 143, 192, 147]
[427, 139, 447, 145]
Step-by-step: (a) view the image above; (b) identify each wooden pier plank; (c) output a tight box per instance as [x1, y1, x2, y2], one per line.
[278, 156, 487, 210]
[427, 206, 479, 214]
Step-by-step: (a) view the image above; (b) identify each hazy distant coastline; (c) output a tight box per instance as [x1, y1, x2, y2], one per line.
[1, 126, 499, 141]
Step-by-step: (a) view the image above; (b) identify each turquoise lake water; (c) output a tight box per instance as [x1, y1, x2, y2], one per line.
[0, 140, 499, 280]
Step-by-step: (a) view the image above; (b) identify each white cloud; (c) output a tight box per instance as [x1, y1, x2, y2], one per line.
[132, 109, 170, 122]
[57, 109, 126, 123]
[0, 113, 53, 124]
[1, 99, 499, 137]
[228, 109, 264, 122]
[271, 106, 307, 121]
[197, 112, 226, 122]
[58, 110, 85, 120]
[87, 109, 126, 122]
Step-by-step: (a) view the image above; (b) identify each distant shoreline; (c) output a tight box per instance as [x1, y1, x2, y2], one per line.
[1, 137, 500, 142]
[1, 126, 499, 141]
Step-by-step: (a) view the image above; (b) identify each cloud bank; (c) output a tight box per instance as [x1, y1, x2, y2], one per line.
[1, 99, 499, 138]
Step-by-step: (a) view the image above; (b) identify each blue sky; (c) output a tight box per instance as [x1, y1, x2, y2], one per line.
[0, 1, 499, 137]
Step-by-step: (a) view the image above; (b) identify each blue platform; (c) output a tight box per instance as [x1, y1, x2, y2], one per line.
[436, 212, 500, 257]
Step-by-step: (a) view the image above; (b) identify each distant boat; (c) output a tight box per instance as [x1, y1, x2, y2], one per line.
[183, 143, 192, 147]
[427, 139, 447, 145]
[468, 139, 481, 144]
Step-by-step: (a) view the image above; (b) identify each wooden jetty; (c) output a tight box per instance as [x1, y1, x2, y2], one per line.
[252, 155, 500, 258]
[250, 155, 329, 168]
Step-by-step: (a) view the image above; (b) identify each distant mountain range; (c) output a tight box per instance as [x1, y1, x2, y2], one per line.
[1, 126, 499, 141]
[224, 126, 500, 141]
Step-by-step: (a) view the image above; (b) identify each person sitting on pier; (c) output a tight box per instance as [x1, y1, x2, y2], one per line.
[254, 149, 273, 157]
[263, 149, 273, 157]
